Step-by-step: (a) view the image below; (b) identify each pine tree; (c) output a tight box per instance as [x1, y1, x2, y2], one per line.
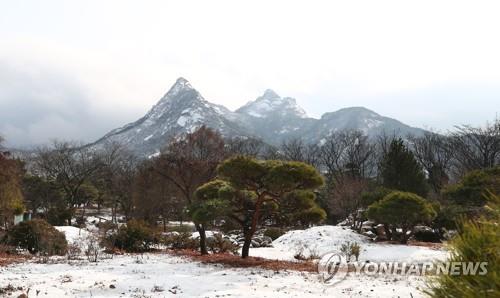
[366, 191, 436, 244]
[193, 156, 325, 258]
[380, 138, 428, 196]
[425, 192, 500, 297]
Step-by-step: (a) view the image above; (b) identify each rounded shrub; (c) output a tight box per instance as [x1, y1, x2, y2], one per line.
[111, 220, 154, 252]
[5, 219, 67, 255]
[263, 227, 286, 240]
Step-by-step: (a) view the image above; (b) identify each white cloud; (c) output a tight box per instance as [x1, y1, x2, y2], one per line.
[0, 0, 499, 146]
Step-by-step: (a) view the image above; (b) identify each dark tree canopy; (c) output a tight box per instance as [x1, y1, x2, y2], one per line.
[380, 138, 428, 196]
[367, 191, 436, 244]
[194, 155, 325, 258]
[443, 166, 500, 207]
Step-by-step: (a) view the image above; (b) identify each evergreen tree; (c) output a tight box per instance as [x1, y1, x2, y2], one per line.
[367, 191, 436, 244]
[443, 166, 500, 207]
[193, 156, 324, 258]
[0, 142, 24, 228]
[425, 192, 500, 297]
[380, 138, 428, 196]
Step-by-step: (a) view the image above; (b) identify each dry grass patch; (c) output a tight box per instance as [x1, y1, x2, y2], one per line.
[170, 249, 317, 272]
[0, 252, 30, 267]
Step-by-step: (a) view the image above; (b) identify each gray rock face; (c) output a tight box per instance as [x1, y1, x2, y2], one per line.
[88, 78, 426, 157]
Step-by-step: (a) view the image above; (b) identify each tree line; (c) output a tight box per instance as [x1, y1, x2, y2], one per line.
[0, 118, 499, 256]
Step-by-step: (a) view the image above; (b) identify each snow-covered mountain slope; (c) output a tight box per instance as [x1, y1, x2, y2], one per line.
[236, 89, 317, 144]
[237, 89, 307, 119]
[89, 78, 427, 157]
[302, 107, 426, 144]
[88, 78, 251, 157]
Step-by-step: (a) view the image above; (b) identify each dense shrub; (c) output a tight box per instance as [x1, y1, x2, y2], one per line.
[162, 232, 198, 250]
[443, 166, 500, 207]
[0, 243, 17, 254]
[361, 187, 394, 207]
[5, 219, 67, 255]
[46, 207, 72, 226]
[263, 227, 285, 240]
[206, 233, 239, 254]
[110, 220, 154, 252]
[367, 191, 437, 244]
[413, 229, 441, 243]
[425, 193, 500, 297]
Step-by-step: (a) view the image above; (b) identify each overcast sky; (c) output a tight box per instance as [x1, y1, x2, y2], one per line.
[1, 0, 499, 148]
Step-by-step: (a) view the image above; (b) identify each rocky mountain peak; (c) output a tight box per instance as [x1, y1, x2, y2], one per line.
[159, 77, 196, 101]
[88, 78, 427, 157]
[259, 89, 280, 100]
[237, 89, 307, 118]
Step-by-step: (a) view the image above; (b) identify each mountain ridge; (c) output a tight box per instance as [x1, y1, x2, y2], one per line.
[88, 78, 427, 157]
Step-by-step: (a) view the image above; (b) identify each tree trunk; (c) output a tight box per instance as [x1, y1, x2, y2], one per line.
[241, 198, 264, 258]
[111, 202, 117, 223]
[241, 224, 254, 258]
[196, 223, 208, 255]
[81, 204, 87, 223]
[242, 237, 252, 258]
[383, 224, 392, 241]
[401, 227, 410, 244]
[241, 226, 253, 258]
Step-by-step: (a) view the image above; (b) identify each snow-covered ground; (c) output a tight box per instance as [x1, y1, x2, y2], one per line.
[0, 225, 445, 297]
[0, 254, 430, 297]
[250, 226, 447, 263]
[55, 226, 91, 244]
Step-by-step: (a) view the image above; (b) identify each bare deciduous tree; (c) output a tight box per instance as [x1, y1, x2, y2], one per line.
[449, 120, 500, 175]
[225, 137, 265, 158]
[152, 126, 225, 254]
[133, 160, 183, 231]
[280, 138, 322, 168]
[326, 176, 368, 228]
[408, 132, 453, 192]
[33, 141, 104, 224]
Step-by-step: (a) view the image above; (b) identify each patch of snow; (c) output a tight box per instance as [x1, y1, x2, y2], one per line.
[55, 226, 92, 251]
[148, 151, 160, 159]
[144, 134, 154, 141]
[250, 226, 447, 263]
[177, 115, 189, 126]
[364, 118, 383, 129]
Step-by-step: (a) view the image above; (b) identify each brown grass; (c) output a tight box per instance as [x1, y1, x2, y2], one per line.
[0, 252, 30, 267]
[169, 249, 317, 272]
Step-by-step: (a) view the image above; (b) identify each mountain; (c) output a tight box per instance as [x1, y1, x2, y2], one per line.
[236, 89, 317, 144]
[89, 78, 427, 157]
[302, 107, 426, 144]
[88, 78, 251, 157]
